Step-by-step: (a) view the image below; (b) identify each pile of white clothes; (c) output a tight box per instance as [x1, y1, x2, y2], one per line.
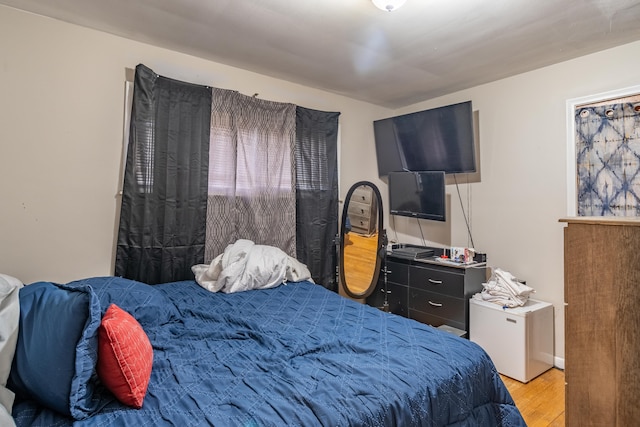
[473, 268, 534, 308]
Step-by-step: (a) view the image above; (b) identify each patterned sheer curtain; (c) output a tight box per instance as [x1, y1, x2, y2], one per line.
[205, 88, 297, 261]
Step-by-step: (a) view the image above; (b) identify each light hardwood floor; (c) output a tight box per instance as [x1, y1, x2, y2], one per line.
[501, 368, 565, 426]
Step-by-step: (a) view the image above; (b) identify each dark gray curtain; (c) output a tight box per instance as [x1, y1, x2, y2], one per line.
[295, 107, 340, 290]
[115, 64, 211, 284]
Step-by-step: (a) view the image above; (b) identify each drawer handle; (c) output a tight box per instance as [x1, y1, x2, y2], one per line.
[428, 301, 443, 307]
[506, 318, 517, 324]
[428, 279, 442, 285]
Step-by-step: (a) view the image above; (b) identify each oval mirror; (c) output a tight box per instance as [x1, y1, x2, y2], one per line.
[339, 181, 384, 299]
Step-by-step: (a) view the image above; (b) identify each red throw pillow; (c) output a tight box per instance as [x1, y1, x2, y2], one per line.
[97, 304, 153, 409]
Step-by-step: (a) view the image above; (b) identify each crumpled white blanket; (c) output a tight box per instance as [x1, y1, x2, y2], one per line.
[191, 239, 313, 293]
[473, 268, 535, 307]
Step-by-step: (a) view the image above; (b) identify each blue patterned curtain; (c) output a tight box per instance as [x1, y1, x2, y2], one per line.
[575, 102, 640, 216]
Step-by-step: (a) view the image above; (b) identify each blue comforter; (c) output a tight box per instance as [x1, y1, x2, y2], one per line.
[13, 280, 524, 426]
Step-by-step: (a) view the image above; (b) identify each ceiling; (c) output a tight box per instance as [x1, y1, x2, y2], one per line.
[3, 0, 640, 108]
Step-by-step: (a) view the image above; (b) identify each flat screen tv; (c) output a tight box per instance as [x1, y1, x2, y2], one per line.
[374, 101, 475, 177]
[389, 171, 445, 221]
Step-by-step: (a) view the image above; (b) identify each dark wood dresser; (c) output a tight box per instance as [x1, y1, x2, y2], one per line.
[368, 252, 485, 336]
[561, 217, 640, 426]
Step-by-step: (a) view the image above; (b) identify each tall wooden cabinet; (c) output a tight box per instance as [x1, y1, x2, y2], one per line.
[561, 217, 640, 426]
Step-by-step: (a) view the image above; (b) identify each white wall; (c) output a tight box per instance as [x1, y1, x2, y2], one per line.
[385, 40, 640, 366]
[0, 5, 391, 284]
[3, 4, 640, 367]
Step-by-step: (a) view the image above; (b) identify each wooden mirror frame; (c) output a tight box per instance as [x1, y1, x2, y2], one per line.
[339, 181, 384, 299]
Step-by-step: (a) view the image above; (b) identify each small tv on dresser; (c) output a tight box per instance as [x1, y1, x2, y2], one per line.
[389, 171, 445, 222]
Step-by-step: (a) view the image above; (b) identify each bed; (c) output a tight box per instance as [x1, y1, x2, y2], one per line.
[6, 276, 525, 426]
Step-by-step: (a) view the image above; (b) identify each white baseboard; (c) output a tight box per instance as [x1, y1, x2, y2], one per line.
[554, 356, 565, 370]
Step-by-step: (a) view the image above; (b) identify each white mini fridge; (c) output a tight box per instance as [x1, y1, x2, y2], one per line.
[469, 298, 554, 383]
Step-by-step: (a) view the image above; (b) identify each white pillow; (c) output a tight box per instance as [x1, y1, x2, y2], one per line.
[0, 274, 21, 289]
[0, 401, 16, 427]
[0, 274, 23, 413]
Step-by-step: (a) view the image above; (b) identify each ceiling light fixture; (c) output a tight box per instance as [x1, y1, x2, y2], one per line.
[372, 0, 406, 12]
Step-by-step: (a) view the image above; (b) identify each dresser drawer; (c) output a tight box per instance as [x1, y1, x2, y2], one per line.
[368, 267, 409, 316]
[351, 186, 373, 204]
[373, 282, 408, 317]
[409, 309, 466, 334]
[348, 200, 371, 217]
[409, 288, 465, 323]
[349, 216, 371, 233]
[385, 260, 408, 285]
[409, 265, 464, 298]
